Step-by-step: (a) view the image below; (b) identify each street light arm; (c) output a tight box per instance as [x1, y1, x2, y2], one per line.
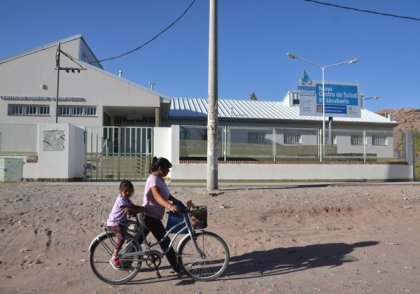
[287, 52, 357, 70]
[325, 58, 358, 69]
[363, 95, 380, 100]
[287, 52, 322, 69]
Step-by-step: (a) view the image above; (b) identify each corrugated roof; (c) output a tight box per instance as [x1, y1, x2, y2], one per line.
[170, 97, 396, 124]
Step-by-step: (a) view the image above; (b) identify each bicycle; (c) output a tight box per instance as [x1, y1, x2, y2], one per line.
[88, 206, 230, 285]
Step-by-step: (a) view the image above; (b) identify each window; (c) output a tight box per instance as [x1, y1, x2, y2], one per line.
[372, 136, 387, 146]
[351, 135, 364, 145]
[86, 107, 96, 116]
[26, 106, 36, 115]
[8, 104, 50, 116]
[284, 133, 302, 144]
[39, 106, 49, 115]
[58, 106, 96, 117]
[248, 132, 267, 144]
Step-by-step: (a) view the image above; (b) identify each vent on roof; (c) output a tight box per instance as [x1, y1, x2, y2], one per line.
[290, 91, 300, 106]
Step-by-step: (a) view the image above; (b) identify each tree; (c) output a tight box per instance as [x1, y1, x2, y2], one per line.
[249, 92, 258, 101]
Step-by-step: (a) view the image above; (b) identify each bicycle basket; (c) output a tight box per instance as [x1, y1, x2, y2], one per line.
[126, 220, 138, 233]
[190, 206, 207, 229]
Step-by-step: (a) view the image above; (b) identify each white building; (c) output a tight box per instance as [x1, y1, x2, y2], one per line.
[169, 97, 397, 159]
[0, 34, 170, 128]
[1, 35, 408, 182]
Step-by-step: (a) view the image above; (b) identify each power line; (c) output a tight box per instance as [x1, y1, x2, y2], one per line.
[97, 0, 197, 63]
[304, 0, 420, 22]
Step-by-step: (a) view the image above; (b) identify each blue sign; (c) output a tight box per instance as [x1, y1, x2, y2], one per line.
[315, 83, 360, 117]
[297, 73, 361, 118]
[325, 105, 347, 114]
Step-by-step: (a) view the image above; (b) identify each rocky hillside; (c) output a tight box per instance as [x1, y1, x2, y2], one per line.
[376, 108, 420, 155]
[377, 108, 420, 132]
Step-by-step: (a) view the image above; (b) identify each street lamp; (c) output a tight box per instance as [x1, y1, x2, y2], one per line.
[287, 52, 358, 161]
[361, 95, 379, 108]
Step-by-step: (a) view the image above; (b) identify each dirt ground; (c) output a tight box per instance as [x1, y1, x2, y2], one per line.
[0, 181, 419, 294]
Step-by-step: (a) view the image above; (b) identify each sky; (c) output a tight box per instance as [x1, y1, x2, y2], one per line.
[1, 0, 419, 112]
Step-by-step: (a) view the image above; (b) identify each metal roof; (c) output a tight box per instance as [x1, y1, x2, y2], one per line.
[170, 97, 396, 124]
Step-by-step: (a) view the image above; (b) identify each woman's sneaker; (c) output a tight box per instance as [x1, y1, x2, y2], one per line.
[109, 257, 122, 270]
[170, 265, 184, 276]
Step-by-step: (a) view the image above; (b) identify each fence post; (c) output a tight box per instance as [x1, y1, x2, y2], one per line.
[318, 129, 321, 162]
[273, 128, 276, 162]
[405, 130, 414, 181]
[415, 130, 418, 181]
[363, 130, 367, 164]
[223, 126, 227, 162]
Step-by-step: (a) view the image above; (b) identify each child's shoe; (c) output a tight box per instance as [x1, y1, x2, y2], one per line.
[109, 257, 122, 270]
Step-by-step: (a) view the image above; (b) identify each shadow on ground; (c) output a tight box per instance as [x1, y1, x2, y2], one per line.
[224, 241, 379, 280]
[221, 184, 331, 192]
[126, 241, 379, 286]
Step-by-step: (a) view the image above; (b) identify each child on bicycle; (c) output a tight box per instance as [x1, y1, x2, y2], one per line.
[141, 157, 194, 274]
[107, 180, 148, 269]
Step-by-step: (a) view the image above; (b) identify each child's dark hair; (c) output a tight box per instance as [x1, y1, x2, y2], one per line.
[151, 157, 172, 172]
[119, 180, 134, 192]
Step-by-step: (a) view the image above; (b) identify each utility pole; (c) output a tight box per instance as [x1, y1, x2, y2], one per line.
[55, 43, 61, 123]
[207, 0, 218, 191]
[55, 42, 86, 123]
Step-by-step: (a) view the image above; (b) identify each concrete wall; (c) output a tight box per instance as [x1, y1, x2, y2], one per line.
[154, 125, 180, 178]
[171, 162, 412, 181]
[23, 123, 86, 180]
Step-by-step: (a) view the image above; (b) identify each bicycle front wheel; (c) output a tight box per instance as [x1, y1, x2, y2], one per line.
[177, 231, 229, 281]
[89, 232, 141, 285]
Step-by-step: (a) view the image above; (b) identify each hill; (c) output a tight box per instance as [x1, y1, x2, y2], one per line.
[376, 108, 420, 157]
[377, 108, 420, 132]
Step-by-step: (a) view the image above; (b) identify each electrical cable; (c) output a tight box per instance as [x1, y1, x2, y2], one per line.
[304, 0, 420, 22]
[97, 0, 197, 63]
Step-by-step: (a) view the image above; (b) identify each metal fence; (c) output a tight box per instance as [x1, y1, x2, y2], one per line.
[85, 126, 153, 181]
[180, 125, 402, 163]
[405, 129, 420, 180]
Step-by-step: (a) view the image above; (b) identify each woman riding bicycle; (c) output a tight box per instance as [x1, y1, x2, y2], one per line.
[141, 156, 194, 274]
[89, 158, 229, 284]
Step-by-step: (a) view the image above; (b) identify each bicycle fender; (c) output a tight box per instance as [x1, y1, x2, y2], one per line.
[88, 232, 108, 252]
[176, 230, 205, 253]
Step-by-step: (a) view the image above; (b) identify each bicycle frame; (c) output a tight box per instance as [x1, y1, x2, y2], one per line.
[119, 210, 205, 261]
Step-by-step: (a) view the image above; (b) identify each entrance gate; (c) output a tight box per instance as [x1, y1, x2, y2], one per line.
[85, 126, 153, 181]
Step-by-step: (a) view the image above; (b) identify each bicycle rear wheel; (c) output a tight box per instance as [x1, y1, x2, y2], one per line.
[89, 232, 141, 285]
[177, 231, 229, 281]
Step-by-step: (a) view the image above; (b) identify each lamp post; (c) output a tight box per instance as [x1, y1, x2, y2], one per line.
[287, 52, 358, 161]
[361, 95, 379, 108]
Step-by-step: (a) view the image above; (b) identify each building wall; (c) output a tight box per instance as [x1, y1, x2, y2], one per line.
[0, 124, 38, 153]
[0, 36, 161, 127]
